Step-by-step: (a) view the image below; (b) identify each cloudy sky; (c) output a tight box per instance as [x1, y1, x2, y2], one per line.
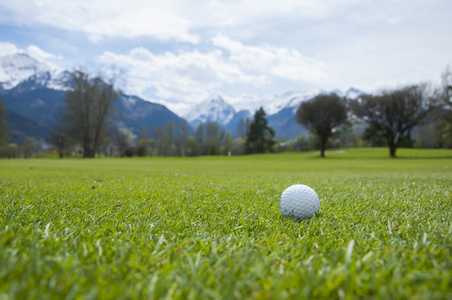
[0, 0, 451, 113]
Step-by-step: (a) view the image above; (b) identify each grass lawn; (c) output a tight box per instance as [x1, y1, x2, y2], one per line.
[0, 148, 451, 299]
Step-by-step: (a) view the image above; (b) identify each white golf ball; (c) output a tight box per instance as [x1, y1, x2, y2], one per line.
[280, 184, 320, 220]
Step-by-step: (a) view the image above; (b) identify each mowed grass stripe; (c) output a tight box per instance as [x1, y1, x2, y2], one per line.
[0, 148, 451, 299]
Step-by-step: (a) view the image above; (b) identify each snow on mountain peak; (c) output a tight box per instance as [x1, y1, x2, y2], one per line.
[0, 53, 51, 89]
[184, 93, 236, 128]
[345, 87, 365, 99]
[182, 87, 367, 131]
[264, 89, 324, 115]
[0, 53, 70, 91]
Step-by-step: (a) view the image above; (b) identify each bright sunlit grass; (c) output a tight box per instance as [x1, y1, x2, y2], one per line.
[0, 148, 451, 299]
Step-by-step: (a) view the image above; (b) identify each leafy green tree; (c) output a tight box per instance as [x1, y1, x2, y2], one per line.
[245, 107, 275, 154]
[62, 71, 117, 158]
[233, 137, 246, 155]
[362, 124, 386, 147]
[136, 129, 151, 157]
[0, 143, 18, 158]
[21, 137, 40, 158]
[0, 96, 8, 146]
[185, 136, 199, 156]
[296, 94, 348, 157]
[413, 122, 445, 148]
[222, 131, 234, 155]
[442, 123, 452, 148]
[116, 128, 135, 157]
[293, 135, 309, 151]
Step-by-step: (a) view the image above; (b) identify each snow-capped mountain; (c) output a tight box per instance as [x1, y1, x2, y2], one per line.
[0, 51, 367, 141]
[264, 91, 323, 139]
[184, 92, 236, 128]
[344, 87, 364, 100]
[265, 87, 364, 115]
[0, 53, 190, 144]
[0, 53, 51, 90]
[265, 89, 324, 115]
[182, 87, 365, 138]
[265, 88, 365, 138]
[0, 53, 70, 92]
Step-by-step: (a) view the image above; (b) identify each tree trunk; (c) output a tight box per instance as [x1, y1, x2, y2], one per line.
[320, 143, 326, 157]
[319, 136, 328, 157]
[386, 134, 398, 158]
[389, 145, 397, 157]
[83, 144, 95, 158]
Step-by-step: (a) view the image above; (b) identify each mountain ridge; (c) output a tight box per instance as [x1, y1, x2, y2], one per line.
[0, 52, 365, 142]
[183, 92, 236, 129]
[183, 88, 364, 138]
[0, 53, 70, 91]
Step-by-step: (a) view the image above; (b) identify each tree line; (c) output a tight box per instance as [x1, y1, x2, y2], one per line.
[296, 73, 451, 157]
[0, 67, 451, 158]
[109, 110, 273, 157]
[0, 70, 275, 158]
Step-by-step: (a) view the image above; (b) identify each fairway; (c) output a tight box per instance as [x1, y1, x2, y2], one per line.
[1, 148, 451, 299]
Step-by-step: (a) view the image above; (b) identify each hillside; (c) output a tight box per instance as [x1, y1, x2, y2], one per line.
[0, 52, 364, 143]
[1, 88, 191, 144]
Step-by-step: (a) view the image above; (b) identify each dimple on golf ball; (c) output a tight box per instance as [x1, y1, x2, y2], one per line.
[279, 184, 320, 220]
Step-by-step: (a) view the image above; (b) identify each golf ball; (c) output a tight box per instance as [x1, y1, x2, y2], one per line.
[279, 184, 320, 220]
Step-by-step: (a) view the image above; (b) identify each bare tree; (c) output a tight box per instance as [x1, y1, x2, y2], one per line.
[175, 121, 189, 156]
[441, 67, 452, 106]
[352, 84, 435, 157]
[296, 94, 348, 157]
[236, 118, 250, 138]
[163, 120, 175, 156]
[154, 126, 164, 156]
[205, 122, 224, 155]
[440, 67, 452, 123]
[194, 123, 206, 155]
[47, 124, 73, 158]
[62, 71, 117, 158]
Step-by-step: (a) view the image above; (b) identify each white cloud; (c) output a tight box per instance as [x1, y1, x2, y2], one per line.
[0, 42, 22, 56]
[96, 35, 330, 113]
[0, 0, 200, 44]
[212, 35, 327, 83]
[1, 0, 451, 113]
[0, 0, 402, 45]
[26, 45, 62, 61]
[88, 34, 104, 45]
[99, 45, 266, 106]
[0, 42, 63, 69]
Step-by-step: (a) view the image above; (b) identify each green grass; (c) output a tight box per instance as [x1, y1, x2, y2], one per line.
[0, 148, 451, 299]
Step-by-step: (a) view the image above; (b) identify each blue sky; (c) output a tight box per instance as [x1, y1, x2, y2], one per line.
[0, 0, 451, 113]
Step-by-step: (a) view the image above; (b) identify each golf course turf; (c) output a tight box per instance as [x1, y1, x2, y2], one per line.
[1, 148, 451, 299]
